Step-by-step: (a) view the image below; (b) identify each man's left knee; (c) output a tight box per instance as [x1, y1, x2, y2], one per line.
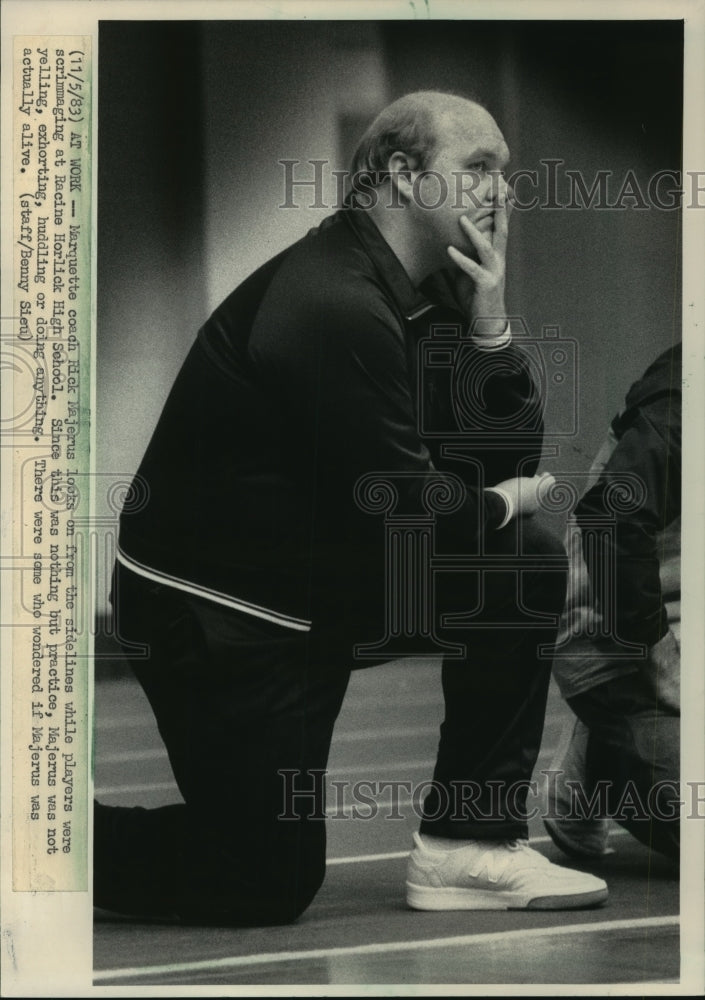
[515, 519, 569, 615]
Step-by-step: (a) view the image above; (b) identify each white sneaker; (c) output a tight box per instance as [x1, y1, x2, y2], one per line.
[543, 715, 614, 860]
[406, 833, 608, 911]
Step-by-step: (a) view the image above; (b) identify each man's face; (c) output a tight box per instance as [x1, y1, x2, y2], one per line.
[413, 104, 511, 262]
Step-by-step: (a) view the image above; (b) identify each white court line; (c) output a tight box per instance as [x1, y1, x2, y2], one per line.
[95, 697, 445, 731]
[94, 742, 561, 799]
[92, 752, 638, 829]
[336, 725, 439, 744]
[90, 786, 523, 817]
[327, 849, 410, 865]
[93, 781, 426, 805]
[94, 759, 435, 795]
[93, 914, 679, 982]
[96, 747, 174, 764]
[98, 725, 442, 762]
[97, 757, 437, 779]
[95, 780, 178, 796]
[92, 787, 623, 823]
[95, 742, 560, 794]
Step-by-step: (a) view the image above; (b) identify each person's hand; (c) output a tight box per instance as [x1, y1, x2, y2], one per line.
[447, 183, 512, 340]
[493, 472, 555, 519]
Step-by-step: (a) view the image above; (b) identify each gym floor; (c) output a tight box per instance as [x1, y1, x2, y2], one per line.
[93, 658, 681, 990]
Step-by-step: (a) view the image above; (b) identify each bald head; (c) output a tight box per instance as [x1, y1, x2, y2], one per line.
[348, 91, 511, 284]
[350, 91, 492, 182]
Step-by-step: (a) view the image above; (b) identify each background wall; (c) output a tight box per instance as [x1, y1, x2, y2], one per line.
[97, 18, 682, 616]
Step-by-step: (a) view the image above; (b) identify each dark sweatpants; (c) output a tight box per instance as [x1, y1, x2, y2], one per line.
[567, 675, 680, 861]
[94, 518, 567, 924]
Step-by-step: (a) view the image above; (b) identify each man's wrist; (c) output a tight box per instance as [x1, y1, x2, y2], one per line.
[471, 319, 512, 351]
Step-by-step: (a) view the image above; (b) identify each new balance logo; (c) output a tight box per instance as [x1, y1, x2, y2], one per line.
[465, 849, 508, 884]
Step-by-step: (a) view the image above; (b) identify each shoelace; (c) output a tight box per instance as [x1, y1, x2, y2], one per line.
[504, 840, 551, 864]
[459, 839, 551, 882]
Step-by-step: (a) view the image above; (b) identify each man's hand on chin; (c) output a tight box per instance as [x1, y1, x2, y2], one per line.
[447, 191, 512, 341]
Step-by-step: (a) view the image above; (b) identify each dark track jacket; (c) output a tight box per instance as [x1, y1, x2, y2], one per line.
[553, 342, 681, 699]
[576, 342, 681, 646]
[118, 208, 544, 631]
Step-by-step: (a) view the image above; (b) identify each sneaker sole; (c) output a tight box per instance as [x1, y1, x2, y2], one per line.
[406, 882, 608, 911]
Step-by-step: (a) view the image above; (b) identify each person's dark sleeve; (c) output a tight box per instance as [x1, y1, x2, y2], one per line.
[422, 337, 545, 486]
[250, 282, 508, 550]
[416, 273, 545, 483]
[484, 342, 545, 480]
[575, 397, 681, 646]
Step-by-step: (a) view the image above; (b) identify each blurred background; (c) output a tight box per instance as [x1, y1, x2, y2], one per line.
[96, 17, 682, 623]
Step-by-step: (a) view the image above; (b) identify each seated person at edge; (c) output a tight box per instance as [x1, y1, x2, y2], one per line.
[547, 342, 681, 864]
[95, 91, 608, 924]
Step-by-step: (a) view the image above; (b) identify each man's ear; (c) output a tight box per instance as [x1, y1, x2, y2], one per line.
[387, 151, 419, 204]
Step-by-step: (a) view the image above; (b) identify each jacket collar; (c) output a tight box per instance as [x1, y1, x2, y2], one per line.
[340, 207, 438, 322]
